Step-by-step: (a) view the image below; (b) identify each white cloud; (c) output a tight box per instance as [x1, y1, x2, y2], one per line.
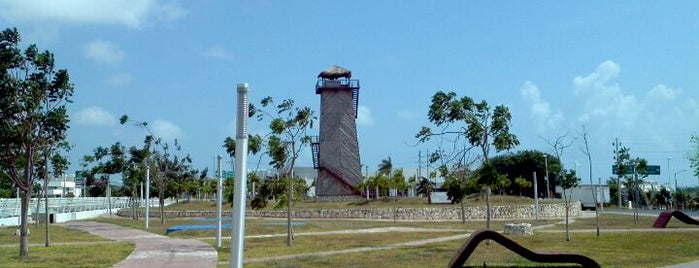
[106, 72, 133, 87]
[573, 60, 641, 126]
[356, 106, 375, 126]
[647, 84, 681, 101]
[84, 40, 124, 64]
[200, 46, 233, 61]
[73, 106, 116, 126]
[519, 81, 564, 133]
[397, 110, 419, 120]
[0, 0, 185, 29]
[151, 120, 184, 142]
[573, 60, 620, 96]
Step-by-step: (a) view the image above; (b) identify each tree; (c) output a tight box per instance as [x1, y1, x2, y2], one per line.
[514, 176, 532, 197]
[417, 91, 519, 230]
[560, 169, 580, 241]
[237, 97, 315, 208]
[579, 125, 599, 236]
[541, 132, 575, 197]
[690, 134, 699, 184]
[246, 96, 316, 247]
[0, 28, 74, 257]
[489, 150, 557, 197]
[416, 177, 435, 202]
[121, 115, 194, 224]
[378, 157, 392, 177]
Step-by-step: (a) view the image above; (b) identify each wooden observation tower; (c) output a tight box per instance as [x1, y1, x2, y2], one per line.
[312, 66, 362, 198]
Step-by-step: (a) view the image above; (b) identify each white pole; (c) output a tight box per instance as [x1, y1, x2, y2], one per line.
[216, 154, 223, 248]
[231, 83, 249, 268]
[533, 172, 539, 220]
[107, 176, 111, 215]
[146, 166, 150, 229]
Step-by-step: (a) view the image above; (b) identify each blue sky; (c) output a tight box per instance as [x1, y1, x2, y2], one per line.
[2, 1, 698, 187]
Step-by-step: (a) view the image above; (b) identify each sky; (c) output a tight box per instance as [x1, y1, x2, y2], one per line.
[1, 1, 698, 187]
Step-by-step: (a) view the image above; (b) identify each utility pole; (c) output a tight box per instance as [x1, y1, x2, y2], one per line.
[543, 154, 549, 198]
[216, 155, 222, 248]
[613, 138, 622, 207]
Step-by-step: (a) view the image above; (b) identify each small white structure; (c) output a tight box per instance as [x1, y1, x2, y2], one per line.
[504, 223, 533, 236]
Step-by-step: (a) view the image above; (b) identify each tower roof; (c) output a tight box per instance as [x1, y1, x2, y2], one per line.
[318, 65, 351, 80]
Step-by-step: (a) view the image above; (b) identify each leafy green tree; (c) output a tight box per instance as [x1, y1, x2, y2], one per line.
[514, 176, 532, 196]
[655, 187, 671, 208]
[489, 150, 558, 196]
[378, 157, 392, 177]
[121, 116, 196, 223]
[417, 91, 519, 229]
[247, 96, 315, 246]
[606, 177, 619, 205]
[391, 168, 409, 195]
[560, 169, 580, 241]
[416, 177, 435, 202]
[0, 28, 73, 257]
[690, 134, 699, 184]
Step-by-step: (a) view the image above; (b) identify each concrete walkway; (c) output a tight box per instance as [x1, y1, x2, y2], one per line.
[62, 221, 217, 268]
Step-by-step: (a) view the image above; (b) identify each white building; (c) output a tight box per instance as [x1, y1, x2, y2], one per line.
[39, 175, 83, 197]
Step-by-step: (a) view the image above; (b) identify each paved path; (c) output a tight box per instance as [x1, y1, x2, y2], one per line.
[62, 221, 217, 268]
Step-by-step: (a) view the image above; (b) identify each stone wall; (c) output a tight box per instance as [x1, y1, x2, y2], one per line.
[118, 202, 580, 220]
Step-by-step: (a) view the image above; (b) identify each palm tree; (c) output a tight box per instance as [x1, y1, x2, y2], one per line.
[514, 176, 532, 196]
[378, 157, 392, 177]
[417, 177, 435, 203]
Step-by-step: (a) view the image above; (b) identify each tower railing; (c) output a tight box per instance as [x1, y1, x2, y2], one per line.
[315, 78, 359, 93]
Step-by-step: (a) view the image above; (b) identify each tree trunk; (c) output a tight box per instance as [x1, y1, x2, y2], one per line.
[460, 200, 466, 224]
[19, 190, 30, 257]
[486, 186, 491, 230]
[159, 189, 165, 224]
[564, 191, 570, 241]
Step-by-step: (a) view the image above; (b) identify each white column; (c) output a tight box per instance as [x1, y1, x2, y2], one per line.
[231, 83, 249, 268]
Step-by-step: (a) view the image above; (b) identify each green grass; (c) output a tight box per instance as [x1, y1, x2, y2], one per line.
[0, 224, 133, 267]
[542, 212, 699, 230]
[92, 216, 559, 238]
[3, 199, 696, 267]
[0, 224, 112, 245]
[235, 231, 699, 268]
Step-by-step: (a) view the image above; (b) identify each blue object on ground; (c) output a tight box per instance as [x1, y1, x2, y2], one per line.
[196, 217, 234, 222]
[166, 221, 306, 234]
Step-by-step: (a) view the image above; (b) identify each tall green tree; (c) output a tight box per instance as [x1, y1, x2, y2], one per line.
[378, 157, 392, 177]
[0, 28, 74, 257]
[233, 96, 315, 210]
[416, 91, 519, 229]
[690, 134, 699, 183]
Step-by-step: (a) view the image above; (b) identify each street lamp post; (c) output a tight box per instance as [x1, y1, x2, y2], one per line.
[667, 157, 672, 209]
[667, 157, 672, 187]
[674, 169, 687, 193]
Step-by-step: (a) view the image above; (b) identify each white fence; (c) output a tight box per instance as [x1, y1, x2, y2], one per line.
[0, 197, 166, 227]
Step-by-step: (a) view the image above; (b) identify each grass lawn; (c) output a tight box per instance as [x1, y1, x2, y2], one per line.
[4, 196, 695, 267]
[542, 212, 699, 230]
[95, 210, 699, 267]
[0, 224, 133, 267]
[235, 231, 699, 268]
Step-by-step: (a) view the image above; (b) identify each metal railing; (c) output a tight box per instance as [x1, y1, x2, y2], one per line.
[0, 197, 163, 218]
